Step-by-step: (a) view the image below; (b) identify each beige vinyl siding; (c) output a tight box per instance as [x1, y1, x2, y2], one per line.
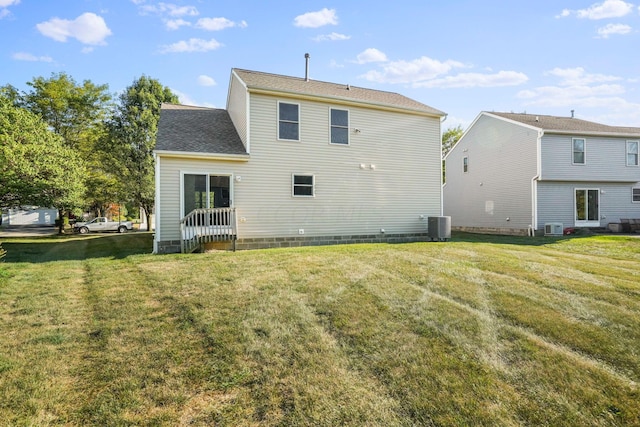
[443, 114, 538, 230]
[236, 93, 441, 238]
[227, 72, 248, 148]
[157, 156, 242, 241]
[541, 134, 640, 182]
[157, 93, 442, 242]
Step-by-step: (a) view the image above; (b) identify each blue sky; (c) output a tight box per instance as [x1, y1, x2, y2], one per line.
[1, 0, 639, 129]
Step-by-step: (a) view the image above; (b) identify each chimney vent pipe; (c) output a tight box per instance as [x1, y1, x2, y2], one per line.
[304, 53, 310, 81]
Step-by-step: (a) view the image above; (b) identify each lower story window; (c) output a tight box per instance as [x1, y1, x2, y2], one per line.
[183, 174, 230, 216]
[633, 188, 640, 203]
[292, 174, 314, 197]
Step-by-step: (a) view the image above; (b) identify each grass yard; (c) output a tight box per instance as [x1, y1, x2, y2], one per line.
[0, 232, 639, 426]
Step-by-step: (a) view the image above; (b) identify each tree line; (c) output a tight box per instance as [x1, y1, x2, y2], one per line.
[0, 73, 178, 233]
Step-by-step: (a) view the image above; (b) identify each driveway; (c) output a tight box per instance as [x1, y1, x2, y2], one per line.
[0, 226, 58, 238]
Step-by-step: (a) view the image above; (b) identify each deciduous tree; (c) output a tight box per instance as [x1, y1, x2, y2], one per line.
[103, 76, 178, 228]
[0, 96, 85, 233]
[442, 124, 464, 158]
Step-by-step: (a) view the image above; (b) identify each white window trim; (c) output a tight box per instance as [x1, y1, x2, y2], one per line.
[626, 140, 639, 167]
[329, 107, 350, 146]
[180, 171, 234, 218]
[572, 137, 586, 165]
[632, 187, 640, 203]
[277, 101, 300, 141]
[292, 174, 315, 198]
[574, 187, 600, 227]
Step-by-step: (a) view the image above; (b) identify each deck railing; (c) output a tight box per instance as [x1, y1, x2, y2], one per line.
[180, 207, 237, 253]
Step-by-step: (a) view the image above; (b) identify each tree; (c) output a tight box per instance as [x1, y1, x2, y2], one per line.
[103, 76, 179, 229]
[0, 96, 85, 233]
[23, 73, 112, 151]
[20, 73, 116, 217]
[442, 125, 464, 158]
[441, 125, 464, 184]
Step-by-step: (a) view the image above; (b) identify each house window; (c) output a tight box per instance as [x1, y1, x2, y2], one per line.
[572, 138, 586, 164]
[627, 141, 639, 166]
[183, 174, 230, 217]
[633, 188, 640, 203]
[463, 156, 468, 173]
[330, 108, 349, 145]
[292, 174, 314, 197]
[278, 102, 299, 141]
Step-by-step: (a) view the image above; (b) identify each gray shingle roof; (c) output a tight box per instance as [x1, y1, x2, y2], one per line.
[156, 104, 247, 155]
[233, 68, 446, 117]
[489, 112, 640, 137]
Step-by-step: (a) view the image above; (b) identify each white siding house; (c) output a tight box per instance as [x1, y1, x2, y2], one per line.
[443, 112, 640, 235]
[154, 68, 446, 253]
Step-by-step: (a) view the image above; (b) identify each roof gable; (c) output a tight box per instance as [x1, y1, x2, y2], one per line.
[156, 104, 247, 156]
[488, 112, 640, 137]
[232, 68, 445, 117]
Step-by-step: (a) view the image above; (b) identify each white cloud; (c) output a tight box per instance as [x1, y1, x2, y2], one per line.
[12, 52, 53, 62]
[517, 84, 626, 103]
[313, 32, 350, 42]
[546, 67, 621, 85]
[558, 0, 634, 19]
[166, 18, 191, 30]
[516, 67, 635, 120]
[140, 3, 198, 17]
[597, 22, 632, 37]
[159, 38, 222, 53]
[356, 48, 387, 64]
[170, 88, 216, 108]
[195, 17, 247, 31]
[360, 56, 466, 84]
[416, 70, 529, 89]
[294, 8, 337, 28]
[197, 75, 216, 86]
[36, 12, 112, 45]
[0, 0, 18, 17]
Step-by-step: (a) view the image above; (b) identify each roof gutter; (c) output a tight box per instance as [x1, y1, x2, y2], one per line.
[154, 150, 250, 161]
[545, 130, 640, 138]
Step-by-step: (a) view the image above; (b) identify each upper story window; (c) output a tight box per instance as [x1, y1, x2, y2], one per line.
[292, 174, 314, 197]
[463, 156, 469, 173]
[572, 138, 586, 164]
[278, 102, 299, 141]
[330, 108, 349, 145]
[627, 141, 639, 166]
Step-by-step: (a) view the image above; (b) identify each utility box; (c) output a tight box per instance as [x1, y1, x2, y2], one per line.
[428, 216, 451, 241]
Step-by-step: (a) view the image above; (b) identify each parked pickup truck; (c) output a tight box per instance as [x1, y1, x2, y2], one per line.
[73, 217, 133, 234]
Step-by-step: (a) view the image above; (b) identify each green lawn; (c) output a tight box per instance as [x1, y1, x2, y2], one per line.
[0, 232, 639, 426]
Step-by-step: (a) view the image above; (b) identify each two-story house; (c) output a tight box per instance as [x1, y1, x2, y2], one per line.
[443, 112, 640, 235]
[153, 68, 446, 253]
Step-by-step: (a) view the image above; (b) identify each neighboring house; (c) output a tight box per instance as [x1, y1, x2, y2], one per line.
[1, 207, 57, 226]
[443, 112, 640, 235]
[154, 68, 446, 253]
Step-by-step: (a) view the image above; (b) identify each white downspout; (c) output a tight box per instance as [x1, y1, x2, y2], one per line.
[530, 130, 543, 235]
[153, 152, 160, 253]
[439, 114, 448, 216]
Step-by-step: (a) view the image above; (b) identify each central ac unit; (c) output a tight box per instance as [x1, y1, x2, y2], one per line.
[544, 222, 563, 236]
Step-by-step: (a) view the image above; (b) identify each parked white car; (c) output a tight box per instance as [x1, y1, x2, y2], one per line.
[73, 217, 133, 234]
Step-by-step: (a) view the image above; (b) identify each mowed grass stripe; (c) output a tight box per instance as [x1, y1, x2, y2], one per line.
[384, 243, 640, 382]
[137, 253, 408, 426]
[0, 259, 90, 425]
[1, 233, 639, 425]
